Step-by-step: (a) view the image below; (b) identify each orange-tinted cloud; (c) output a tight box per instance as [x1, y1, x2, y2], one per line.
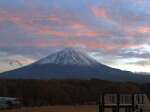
[91, 6, 111, 20]
[48, 15, 60, 21]
[0, 11, 36, 32]
[121, 24, 150, 37]
[137, 26, 150, 34]
[0, 9, 115, 39]
[18, 37, 138, 53]
[36, 27, 112, 37]
[37, 28, 67, 37]
[0, 6, 148, 52]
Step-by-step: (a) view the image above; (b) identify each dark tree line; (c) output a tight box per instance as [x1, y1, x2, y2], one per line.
[0, 79, 143, 106]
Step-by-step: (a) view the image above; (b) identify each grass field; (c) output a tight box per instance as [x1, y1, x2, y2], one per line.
[0, 105, 97, 112]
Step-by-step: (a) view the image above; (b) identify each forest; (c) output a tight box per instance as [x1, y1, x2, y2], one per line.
[0, 79, 148, 106]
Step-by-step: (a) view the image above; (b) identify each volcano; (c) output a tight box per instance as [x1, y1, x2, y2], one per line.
[0, 48, 149, 82]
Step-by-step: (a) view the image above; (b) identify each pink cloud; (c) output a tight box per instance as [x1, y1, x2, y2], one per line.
[91, 6, 111, 20]
[72, 40, 138, 52]
[121, 24, 150, 37]
[0, 10, 113, 38]
[0, 11, 37, 33]
[47, 15, 60, 21]
[36, 26, 112, 37]
[16, 37, 138, 52]
[37, 28, 67, 37]
[137, 26, 150, 34]
[0, 9, 143, 51]
[69, 21, 86, 30]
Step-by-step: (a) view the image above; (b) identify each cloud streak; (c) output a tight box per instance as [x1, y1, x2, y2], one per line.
[0, 0, 150, 72]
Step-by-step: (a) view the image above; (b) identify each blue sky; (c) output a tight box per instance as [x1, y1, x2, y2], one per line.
[0, 0, 150, 73]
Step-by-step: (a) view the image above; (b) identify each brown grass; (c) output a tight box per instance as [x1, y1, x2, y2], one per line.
[0, 105, 97, 112]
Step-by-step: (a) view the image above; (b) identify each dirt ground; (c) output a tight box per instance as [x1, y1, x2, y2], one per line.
[0, 105, 97, 112]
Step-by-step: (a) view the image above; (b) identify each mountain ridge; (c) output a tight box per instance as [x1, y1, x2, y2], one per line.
[0, 48, 150, 83]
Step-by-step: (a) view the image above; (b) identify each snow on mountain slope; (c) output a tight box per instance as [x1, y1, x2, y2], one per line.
[36, 48, 99, 66]
[1, 48, 150, 82]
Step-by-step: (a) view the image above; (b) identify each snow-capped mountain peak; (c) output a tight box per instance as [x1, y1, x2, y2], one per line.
[1, 48, 149, 82]
[36, 48, 99, 66]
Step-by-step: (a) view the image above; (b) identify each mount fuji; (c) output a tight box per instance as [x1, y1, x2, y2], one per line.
[0, 48, 150, 82]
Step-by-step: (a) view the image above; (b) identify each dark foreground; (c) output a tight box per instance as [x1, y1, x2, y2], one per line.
[1, 79, 150, 106]
[1, 105, 150, 112]
[0, 105, 97, 112]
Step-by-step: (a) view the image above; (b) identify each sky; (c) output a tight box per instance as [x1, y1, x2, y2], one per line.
[0, 0, 150, 73]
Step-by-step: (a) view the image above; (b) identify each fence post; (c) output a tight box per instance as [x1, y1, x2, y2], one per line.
[132, 94, 135, 112]
[117, 93, 120, 112]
